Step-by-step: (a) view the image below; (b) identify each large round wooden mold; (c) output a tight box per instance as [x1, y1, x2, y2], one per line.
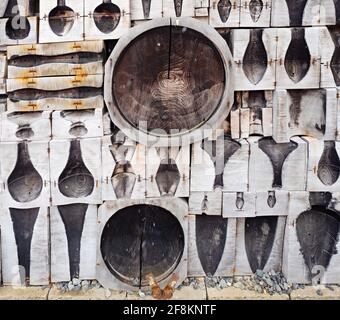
[97, 198, 188, 291]
[104, 17, 234, 146]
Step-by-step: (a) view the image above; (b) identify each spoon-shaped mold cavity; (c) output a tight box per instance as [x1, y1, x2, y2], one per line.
[267, 191, 276, 208]
[317, 141, 340, 186]
[58, 204, 87, 280]
[8, 141, 43, 203]
[173, 0, 183, 17]
[249, 0, 263, 23]
[245, 216, 278, 273]
[296, 208, 340, 280]
[142, 0, 151, 18]
[284, 28, 311, 83]
[330, 27, 340, 86]
[10, 207, 39, 282]
[196, 215, 228, 276]
[49, 0, 75, 36]
[93, 0, 121, 34]
[243, 29, 268, 85]
[218, 0, 232, 23]
[202, 135, 241, 189]
[58, 139, 94, 198]
[285, 0, 308, 26]
[258, 137, 298, 188]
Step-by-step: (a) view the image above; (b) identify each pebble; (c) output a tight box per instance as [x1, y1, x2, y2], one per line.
[316, 289, 323, 296]
[67, 282, 74, 291]
[219, 279, 227, 289]
[72, 278, 80, 286]
[105, 288, 112, 298]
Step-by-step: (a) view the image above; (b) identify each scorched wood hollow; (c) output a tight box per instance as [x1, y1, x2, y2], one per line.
[104, 17, 234, 146]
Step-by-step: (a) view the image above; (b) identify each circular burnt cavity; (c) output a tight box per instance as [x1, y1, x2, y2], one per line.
[5, 16, 30, 40]
[100, 204, 185, 287]
[93, 2, 121, 34]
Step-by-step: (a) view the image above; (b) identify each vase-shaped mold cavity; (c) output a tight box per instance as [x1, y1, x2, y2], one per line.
[317, 141, 340, 186]
[141, 0, 151, 18]
[258, 137, 298, 188]
[58, 139, 94, 198]
[245, 216, 278, 273]
[5, 16, 30, 40]
[202, 135, 241, 189]
[93, 1, 121, 34]
[249, 0, 263, 23]
[155, 159, 180, 197]
[285, 0, 308, 26]
[8, 141, 43, 203]
[218, 0, 232, 23]
[58, 204, 87, 280]
[296, 208, 340, 280]
[243, 29, 268, 85]
[10, 208, 39, 283]
[196, 215, 228, 277]
[284, 28, 311, 83]
[49, 0, 75, 36]
[330, 27, 340, 86]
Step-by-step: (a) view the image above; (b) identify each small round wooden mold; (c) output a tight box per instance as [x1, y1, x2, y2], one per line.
[104, 17, 234, 147]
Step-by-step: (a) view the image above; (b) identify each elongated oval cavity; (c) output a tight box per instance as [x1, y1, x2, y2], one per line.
[284, 28, 311, 83]
[5, 16, 30, 40]
[296, 208, 340, 280]
[156, 159, 180, 196]
[49, 4, 75, 36]
[285, 0, 308, 26]
[330, 27, 340, 86]
[196, 215, 228, 276]
[243, 29, 268, 85]
[249, 0, 263, 23]
[93, 2, 121, 34]
[8, 141, 43, 203]
[317, 141, 340, 186]
[245, 216, 278, 273]
[142, 0, 152, 18]
[218, 0, 232, 23]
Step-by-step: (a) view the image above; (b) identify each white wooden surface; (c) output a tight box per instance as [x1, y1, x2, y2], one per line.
[210, 0, 241, 27]
[130, 0, 163, 20]
[223, 192, 256, 218]
[162, 0, 195, 18]
[189, 189, 222, 216]
[319, 0, 338, 25]
[240, 0, 271, 27]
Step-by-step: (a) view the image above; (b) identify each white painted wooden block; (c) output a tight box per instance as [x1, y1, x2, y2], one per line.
[39, 0, 84, 44]
[319, 0, 338, 25]
[0, 16, 37, 46]
[210, 0, 240, 27]
[234, 216, 286, 276]
[146, 145, 190, 198]
[102, 135, 146, 200]
[50, 204, 97, 282]
[276, 27, 320, 89]
[0, 141, 50, 208]
[97, 198, 188, 291]
[248, 136, 307, 191]
[233, 28, 277, 91]
[194, 7, 209, 17]
[223, 192, 256, 217]
[195, 0, 209, 7]
[255, 191, 289, 216]
[6, 74, 103, 111]
[188, 215, 236, 277]
[273, 89, 338, 143]
[190, 137, 249, 192]
[102, 110, 112, 136]
[1, 110, 51, 142]
[84, 0, 131, 41]
[0, 206, 49, 286]
[189, 189, 222, 216]
[131, 0, 163, 20]
[239, 0, 271, 27]
[52, 108, 103, 140]
[7, 40, 104, 79]
[230, 108, 241, 139]
[305, 137, 340, 192]
[163, 0, 195, 18]
[50, 138, 102, 206]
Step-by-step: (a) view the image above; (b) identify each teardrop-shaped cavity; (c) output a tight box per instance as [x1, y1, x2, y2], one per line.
[10, 208, 39, 282]
[285, 0, 308, 26]
[243, 29, 268, 85]
[267, 191, 276, 208]
[68, 122, 88, 137]
[58, 139, 94, 198]
[218, 0, 232, 23]
[317, 141, 340, 186]
[284, 28, 311, 83]
[48, 3, 75, 36]
[245, 216, 278, 273]
[173, 0, 183, 17]
[236, 192, 245, 210]
[16, 124, 34, 140]
[58, 204, 87, 280]
[155, 159, 180, 196]
[196, 215, 228, 276]
[202, 135, 241, 189]
[5, 16, 30, 40]
[330, 27, 340, 86]
[8, 141, 43, 203]
[258, 137, 298, 188]
[249, 0, 263, 22]
[296, 208, 340, 280]
[142, 0, 151, 18]
[93, 2, 121, 34]
[111, 162, 137, 199]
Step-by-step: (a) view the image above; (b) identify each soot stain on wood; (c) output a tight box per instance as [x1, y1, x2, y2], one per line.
[329, 26, 340, 86]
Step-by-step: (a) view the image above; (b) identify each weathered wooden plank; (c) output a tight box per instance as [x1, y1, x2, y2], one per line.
[223, 192, 256, 217]
[239, 0, 271, 27]
[189, 189, 222, 216]
[209, 0, 241, 28]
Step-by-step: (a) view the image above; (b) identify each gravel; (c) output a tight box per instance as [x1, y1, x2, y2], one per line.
[55, 279, 103, 292]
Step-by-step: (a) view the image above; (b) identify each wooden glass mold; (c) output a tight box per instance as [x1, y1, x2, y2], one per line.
[8, 141, 43, 203]
[58, 139, 95, 198]
[7, 111, 43, 139]
[248, 91, 266, 135]
[5, 0, 30, 40]
[285, 0, 307, 26]
[249, 0, 263, 23]
[218, 0, 232, 23]
[329, 26, 340, 86]
[60, 110, 95, 137]
[100, 204, 185, 287]
[93, 0, 121, 34]
[48, 0, 76, 37]
[317, 141, 340, 186]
